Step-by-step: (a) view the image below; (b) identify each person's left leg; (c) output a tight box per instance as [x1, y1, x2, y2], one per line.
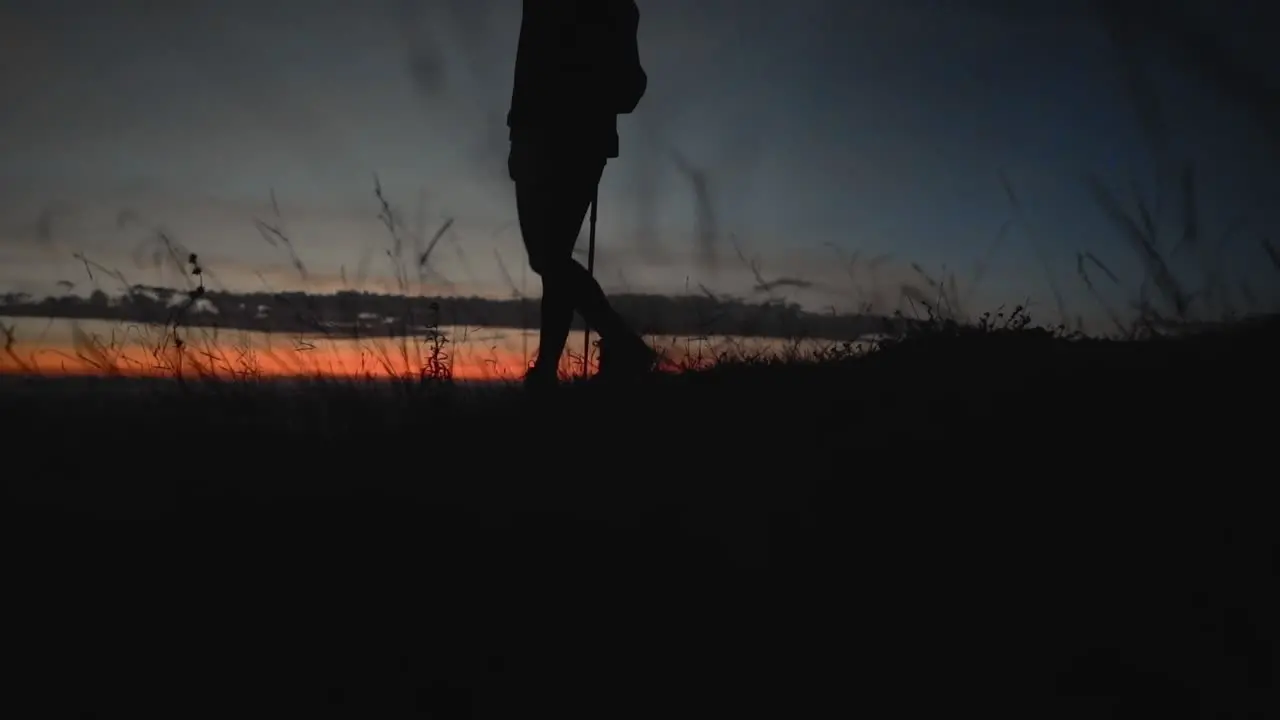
[513, 148, 598, 380]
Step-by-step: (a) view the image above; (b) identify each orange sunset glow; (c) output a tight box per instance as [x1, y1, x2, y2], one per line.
[2, 320, 542, 381]
[1, 317, 848, 382]
[2, 337, 534, 381]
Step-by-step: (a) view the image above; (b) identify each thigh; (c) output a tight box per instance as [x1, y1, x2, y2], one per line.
[512, 146, 605, 266]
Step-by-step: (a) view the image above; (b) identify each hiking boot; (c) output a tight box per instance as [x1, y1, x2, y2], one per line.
[595, 334, 657, 383]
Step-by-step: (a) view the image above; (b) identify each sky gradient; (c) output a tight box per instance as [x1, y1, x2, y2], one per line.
[2, 0, 1276, 328]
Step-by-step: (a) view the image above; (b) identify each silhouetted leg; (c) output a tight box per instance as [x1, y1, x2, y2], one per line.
[513, 147, 640, 376]
[558, 260, 633, 341]
[514, 163, 588, 373]
[535, 278, 574, 373]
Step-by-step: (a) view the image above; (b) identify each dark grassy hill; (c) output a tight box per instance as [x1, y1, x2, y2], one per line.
[5, 316, 1276, 718]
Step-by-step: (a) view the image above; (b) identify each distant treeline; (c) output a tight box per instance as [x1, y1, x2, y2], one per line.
[0, 288, 900, 341]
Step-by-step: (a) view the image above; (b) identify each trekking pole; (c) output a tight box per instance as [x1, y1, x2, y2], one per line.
[583, 186, 598, 377]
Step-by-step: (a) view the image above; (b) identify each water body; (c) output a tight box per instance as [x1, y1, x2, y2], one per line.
[1, 316, 870, 381]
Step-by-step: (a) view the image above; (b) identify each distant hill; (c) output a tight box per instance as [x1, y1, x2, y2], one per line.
[0, 288, 899, 341]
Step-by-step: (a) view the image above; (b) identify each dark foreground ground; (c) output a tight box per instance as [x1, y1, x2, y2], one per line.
[5, 317, 1278, 718]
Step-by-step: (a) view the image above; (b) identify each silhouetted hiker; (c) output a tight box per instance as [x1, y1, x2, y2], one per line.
[507, 0, 657, 392]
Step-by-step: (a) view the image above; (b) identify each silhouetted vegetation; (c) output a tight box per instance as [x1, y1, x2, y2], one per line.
[6, 307, 1277, 718]
[7, 183, 1278, 719]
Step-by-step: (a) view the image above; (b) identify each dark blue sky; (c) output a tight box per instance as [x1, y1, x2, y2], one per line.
[1, 0, 1275, 327]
